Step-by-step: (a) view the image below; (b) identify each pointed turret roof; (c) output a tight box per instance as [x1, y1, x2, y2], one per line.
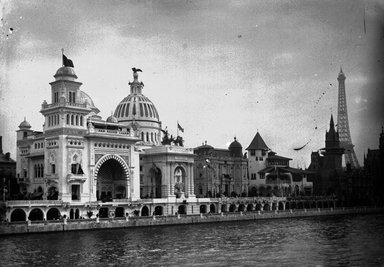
[246, 132, 269, 150]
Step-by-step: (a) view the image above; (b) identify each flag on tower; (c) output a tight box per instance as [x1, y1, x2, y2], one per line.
[177, 122, 184, 133]
[62, 54, 74, 68]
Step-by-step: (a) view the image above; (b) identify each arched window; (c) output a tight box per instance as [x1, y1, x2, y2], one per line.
[34, 165, 37, 178]
[139, 103, 144, 117]
[56, 114, 59, 125]
[67, 114, 70, 125]
[141, 132, 144, 141]
[71, 115, 74, 125]
[75, 115, 79, 126]
[80, 116, 83, 126]
[151, 132, 154, 142]
[146, 132, 149, 142]
[48, 116, 51, 127]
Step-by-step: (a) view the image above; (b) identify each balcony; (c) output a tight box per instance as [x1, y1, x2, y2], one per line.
[41, 101, 89, 110]
[66, 174, 87, 183]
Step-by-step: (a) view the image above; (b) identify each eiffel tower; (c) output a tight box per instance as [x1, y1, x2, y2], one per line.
[337, 67, 360, 168]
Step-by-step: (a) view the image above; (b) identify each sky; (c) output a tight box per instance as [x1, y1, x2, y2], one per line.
[1, 0, 384, 168]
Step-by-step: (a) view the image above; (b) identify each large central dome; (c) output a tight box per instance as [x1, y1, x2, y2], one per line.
[114, 69, 162, 145]
[114, 94, 160, 122]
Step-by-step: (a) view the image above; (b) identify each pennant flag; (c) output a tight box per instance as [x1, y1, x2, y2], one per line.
[177, 122, 184, 133]
[63, 54, 74, 67]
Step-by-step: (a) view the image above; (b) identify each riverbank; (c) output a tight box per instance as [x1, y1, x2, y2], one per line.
[1, 206, 383, 236]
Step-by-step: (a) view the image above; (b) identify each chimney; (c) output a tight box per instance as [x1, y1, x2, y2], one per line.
[0, 136, 3, 154]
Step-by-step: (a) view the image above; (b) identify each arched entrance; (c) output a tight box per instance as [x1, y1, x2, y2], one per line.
[221, 204, 227, 212]
[47, 208, 61, 220]
[11, 209, 26, 222]
[247, 204, 253, 211]
[255, 203, 262, 211]
[238, 204, 245, 212]
[200, 205, 207, 214]
[149, 166, 162, 198]
[95, 155, 129, 201]
[28, 208, 44, 221]
[141, 206, 149, 216]
[263, 203, 270, 211]
[154, 206, 163, 215]
[99, 207, 109, 218]
[178, 205, 187, 215]
[115, 207, 125, 217]
[229, 204, 236, 212]
[209, 204, 216, 213]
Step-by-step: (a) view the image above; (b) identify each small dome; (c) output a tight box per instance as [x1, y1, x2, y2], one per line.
[79, 90, 100, 114]
[229, 137, 243, 158]
[19, 118, 31, 129]
[106, 114, 118, 123]
[229, 137, 242, 149]
[54, 66, 78, 81]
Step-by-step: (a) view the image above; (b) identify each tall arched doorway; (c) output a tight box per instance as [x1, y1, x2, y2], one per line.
[96, 157, 128, 201]
[11, 209, 26, 222]
[149, 166, 162, 198]
[47, 208, 61, 220]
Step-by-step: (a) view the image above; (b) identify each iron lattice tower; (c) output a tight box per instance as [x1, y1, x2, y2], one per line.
[337, 68, 360, 168]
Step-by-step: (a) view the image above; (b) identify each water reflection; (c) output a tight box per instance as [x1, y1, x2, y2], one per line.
[1, 214, 383, 266]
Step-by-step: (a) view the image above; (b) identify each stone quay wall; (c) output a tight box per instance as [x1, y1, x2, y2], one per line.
[0, 207, 383, 236]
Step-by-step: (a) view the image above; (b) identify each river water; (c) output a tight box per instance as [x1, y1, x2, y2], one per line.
[1, 214, 383, 266]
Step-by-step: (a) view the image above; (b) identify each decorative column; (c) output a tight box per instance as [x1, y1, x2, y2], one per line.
[189, 163, 195, 196]
[169, 163, 174, 196]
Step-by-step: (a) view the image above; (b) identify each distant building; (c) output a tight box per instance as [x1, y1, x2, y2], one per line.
[246, 132, 312, 197]
[194, 138, 248, 197]
[364, 127, 384, 204]
[0, 136, 17, 201]
[308, 115, 345, 196]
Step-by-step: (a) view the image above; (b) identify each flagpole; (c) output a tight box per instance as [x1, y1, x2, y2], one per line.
[177, 121, 179, 137]
[61, 48, 64, 66]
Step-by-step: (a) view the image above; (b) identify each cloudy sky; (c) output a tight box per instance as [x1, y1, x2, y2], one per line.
[1, 0, 384, 167]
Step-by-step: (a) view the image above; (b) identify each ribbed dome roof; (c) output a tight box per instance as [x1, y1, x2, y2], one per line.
[114, 94, 160, 122]
[54, 66, 78, 80]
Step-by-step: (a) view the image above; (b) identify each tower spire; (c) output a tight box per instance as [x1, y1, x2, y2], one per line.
[336, 68, 360, 168]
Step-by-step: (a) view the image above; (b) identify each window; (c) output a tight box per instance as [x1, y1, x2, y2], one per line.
[71, 163, 84, 175]
[71, 185, 80, 200]
[255, 157, 259, 161]
[67, 114, 70, 124]
[250, 150, 255, 156]
[51, 164, 56, 174]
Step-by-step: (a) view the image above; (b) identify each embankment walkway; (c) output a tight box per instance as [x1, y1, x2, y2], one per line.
[1, 206, 383, 236]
